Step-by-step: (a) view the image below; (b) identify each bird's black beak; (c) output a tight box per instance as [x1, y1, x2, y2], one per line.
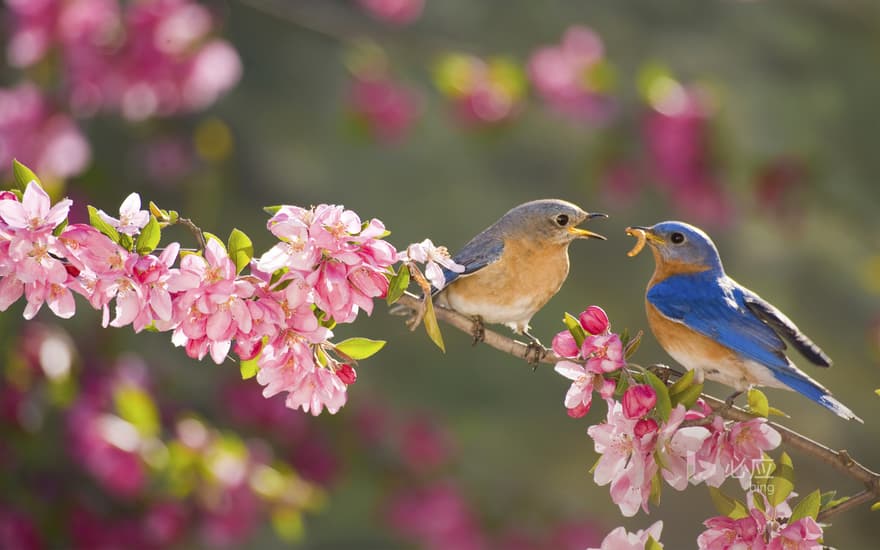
[568, 212, 608, 240]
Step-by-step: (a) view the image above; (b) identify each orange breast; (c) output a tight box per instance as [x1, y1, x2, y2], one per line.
[443, 238, 570, 325]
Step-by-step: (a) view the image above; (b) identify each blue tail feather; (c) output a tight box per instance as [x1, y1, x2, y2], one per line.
[773, 371, 862, 422]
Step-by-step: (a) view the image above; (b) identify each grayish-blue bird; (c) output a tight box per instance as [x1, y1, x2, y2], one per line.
[434, 199, 607, 344]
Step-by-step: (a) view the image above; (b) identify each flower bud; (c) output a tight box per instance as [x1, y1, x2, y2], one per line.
[634, 418, 659, 438]
[336, 364, 357, 385]
[551, 330, 579, 357]
[622, 384, 657, 419]
[566, 402, 591, 418]
[578, 305, 609, 334]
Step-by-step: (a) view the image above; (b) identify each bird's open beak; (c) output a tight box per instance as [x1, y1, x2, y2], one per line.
[625, 225, 664, 245]
[568, 213, 608, 240]
[624, 225, 664, 257]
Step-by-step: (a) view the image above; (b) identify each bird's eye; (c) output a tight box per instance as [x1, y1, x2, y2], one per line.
[670, 232, 685, 244]
[555, 214, 569, 226]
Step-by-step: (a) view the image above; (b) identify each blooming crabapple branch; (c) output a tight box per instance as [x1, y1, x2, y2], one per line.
[391, 294, 880, 520]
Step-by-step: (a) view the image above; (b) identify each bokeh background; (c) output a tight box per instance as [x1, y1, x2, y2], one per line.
[2, 0, 880, 548]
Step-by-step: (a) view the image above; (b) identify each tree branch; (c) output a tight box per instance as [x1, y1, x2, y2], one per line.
[392, 293, 880, 518]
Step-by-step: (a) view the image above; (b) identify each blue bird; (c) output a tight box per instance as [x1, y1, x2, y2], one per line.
[434, 199, 607, 345]
[627, 221, 861, 422]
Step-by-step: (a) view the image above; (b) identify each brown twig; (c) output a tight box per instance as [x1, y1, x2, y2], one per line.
[175, 217, 207, 252]
[391, 295, 880, 519]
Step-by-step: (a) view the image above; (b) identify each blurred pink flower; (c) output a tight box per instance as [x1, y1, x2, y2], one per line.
[528, 26, 616, 124]
[400, 417, 454, 472]
[349, 75, 422, 142]
[435, 54, 526, 126]
[588, 520, 664, 550]
[386, 483, 486, 550]
[0, 83, 91, 179]
[357, 0, 424, 25]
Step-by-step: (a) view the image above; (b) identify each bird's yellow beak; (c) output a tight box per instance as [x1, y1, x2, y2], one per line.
[568, 213, 607, 240]
[624, 226, 664, 257]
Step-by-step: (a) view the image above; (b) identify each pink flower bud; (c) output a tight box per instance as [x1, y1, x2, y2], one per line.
[0, 190, 17, 201]
[578, 305, 609, 334]
[336, 364, 357, 385]
[634, 418, 659, 438]
[566, 401, 591, 418]
[552, 330, 579, 357]
[622, 384, 657, 419]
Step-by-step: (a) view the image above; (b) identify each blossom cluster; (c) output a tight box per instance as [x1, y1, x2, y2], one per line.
[698, 491, 824, 549]
[0, 172, 442, 417]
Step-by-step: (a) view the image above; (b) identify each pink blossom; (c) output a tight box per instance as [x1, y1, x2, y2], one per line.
[652, 405, 710, 490]
[167, 238, 255, 363]
[279, 364, 348, 416]
[357, 0, 425, 25]
[588, 521, 664, 550]
[692, 416, 781, 488]
[400, 238, 464, 290]
[554, 360, 604, 418]
[767, 517, 823, 550]
[0, 180, 71, 234]
[97, 192, 149, 236]
[528, 26, 616, 124]
[698, 510, 767, 550]
[582, 333, 625, 373]
[588, 400, 655, 516]
[579, 305, 610, 334]
[436, 55, 526, 126]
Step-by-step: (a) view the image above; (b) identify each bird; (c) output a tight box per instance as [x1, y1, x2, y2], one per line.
[434, 199, 607, 351]
[625, 220, 861, 421]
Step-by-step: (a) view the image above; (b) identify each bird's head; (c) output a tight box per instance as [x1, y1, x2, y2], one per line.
[501, 199, 607, 245]
[626, 221, 723, 273]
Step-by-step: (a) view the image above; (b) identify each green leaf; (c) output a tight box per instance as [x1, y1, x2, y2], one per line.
[114, 385, 160, 438]
[768, 406, 790, 418]
[334, 337, 386, 361]
[645, 536, 663, 550]
[12, 159, 40, 190]
[624, 329, 642, 359]
[136, 215, 162, 255]
[671, 381, 704, 410]
[820, 490, 850, 512]
[263, 205, 282, 215]
[386, 266, 410, 305]
[875, 388, 880, 398]
[563, 313, 586, 347]
[119, 233, 133, 252]
[227, 228, 254, 275]
[423, 296, 445, 352]
[708, 487, 749, 519]
[148, 201, 167, 219]
[271, 507, 304, 542]
[649, 471, 662, 506]
[668, 369, 695, 396]
[871, 501, 880, 512]
[768, 453, 796, 506]
[203, 231, 225, 250]
[643, 370, 672, 421]
[790, 489, 822, 522]
[52, 218, 68, 237]
[87, 205, 120, 243]
[747, 388, 769, 417]
[240, 356, 259, 379]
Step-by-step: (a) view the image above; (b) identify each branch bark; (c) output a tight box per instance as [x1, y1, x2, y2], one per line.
[393, 293, 880, 520]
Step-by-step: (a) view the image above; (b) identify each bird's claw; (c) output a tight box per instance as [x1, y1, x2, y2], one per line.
[470, 316, 485, 345]
[724, 390, 744, 408]
[524, 341, 547, 368]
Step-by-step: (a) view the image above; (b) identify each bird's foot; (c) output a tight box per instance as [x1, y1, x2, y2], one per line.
[724, 390, 744, 408]
[470, 316, 485, 345]
[524, 341, 547, 368]
[397, 298, 427, 331]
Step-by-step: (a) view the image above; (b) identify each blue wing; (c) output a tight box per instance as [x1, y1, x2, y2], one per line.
[435, 231, 504, 292]
[647, 272, 789, 370]
[648, 272, 859, 421]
